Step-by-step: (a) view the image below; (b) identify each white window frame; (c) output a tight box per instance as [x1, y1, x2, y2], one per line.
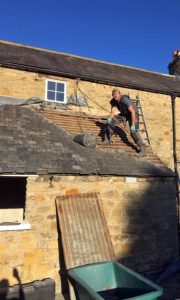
[45, 79, 67, 103]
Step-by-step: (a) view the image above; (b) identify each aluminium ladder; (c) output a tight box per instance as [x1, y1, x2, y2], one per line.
[132, 95, 151, 145]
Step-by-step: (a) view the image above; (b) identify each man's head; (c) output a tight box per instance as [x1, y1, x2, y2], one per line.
[112, 88, 121, 101]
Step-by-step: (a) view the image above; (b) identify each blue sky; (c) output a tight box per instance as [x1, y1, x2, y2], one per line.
[1, 0, 179, 74]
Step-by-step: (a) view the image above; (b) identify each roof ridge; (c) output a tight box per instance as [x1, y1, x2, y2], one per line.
[0, 40, 172, 78]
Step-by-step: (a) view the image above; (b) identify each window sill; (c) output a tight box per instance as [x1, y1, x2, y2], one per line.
[0, 223, 31, 231]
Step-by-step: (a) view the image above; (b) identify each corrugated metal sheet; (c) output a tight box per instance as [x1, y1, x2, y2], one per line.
[40, 110, 164, 167]
[56, 192, 116, 269]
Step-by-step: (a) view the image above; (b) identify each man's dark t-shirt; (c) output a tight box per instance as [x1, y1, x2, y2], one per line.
[110, 95, 138, 119]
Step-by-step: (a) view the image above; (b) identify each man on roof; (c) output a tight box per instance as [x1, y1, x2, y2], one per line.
[106, 88, 146, 157]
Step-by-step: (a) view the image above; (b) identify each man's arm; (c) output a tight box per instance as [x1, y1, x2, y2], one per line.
[128, 105, 136, 125]
[109, 106, 117, 118]
[107, 106, 117, 124]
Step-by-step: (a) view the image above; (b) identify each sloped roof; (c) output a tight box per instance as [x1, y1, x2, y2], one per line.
[0, 41, 180, 96]
[40, 108, 164, 167]
[0, 104, 173, 177]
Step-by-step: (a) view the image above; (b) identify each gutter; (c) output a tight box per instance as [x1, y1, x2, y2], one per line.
[1, 61, 180, 97]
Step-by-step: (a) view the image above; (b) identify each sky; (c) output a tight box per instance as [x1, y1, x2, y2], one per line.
[0, 0, 180, 74]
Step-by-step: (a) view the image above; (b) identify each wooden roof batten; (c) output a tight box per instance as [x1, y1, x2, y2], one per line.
[39, 108, 168, 169]
[0, 103, 174, 177]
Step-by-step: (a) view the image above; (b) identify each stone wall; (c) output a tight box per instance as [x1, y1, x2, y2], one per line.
[0, 175, 178, 295]
[1, 66, 180, 169]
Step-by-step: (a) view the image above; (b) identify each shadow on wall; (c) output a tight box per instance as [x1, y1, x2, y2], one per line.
[115, 178, 179, 274]
[0, 268, 25, 300]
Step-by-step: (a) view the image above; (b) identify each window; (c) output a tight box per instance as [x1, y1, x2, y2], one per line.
[45, 80, 66, 103]
[0, 177, 27, 225]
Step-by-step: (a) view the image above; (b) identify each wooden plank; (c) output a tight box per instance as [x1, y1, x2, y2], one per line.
[0, 208, 23, 223]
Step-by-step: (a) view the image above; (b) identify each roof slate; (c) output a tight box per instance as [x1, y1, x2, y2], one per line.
[0, 41, 180, 96]
[0, 104, 173, 177]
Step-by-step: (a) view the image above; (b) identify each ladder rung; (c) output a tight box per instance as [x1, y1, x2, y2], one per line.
[134, 97, 150, 146]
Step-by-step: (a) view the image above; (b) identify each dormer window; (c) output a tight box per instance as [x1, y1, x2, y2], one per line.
[45, 79, 66, 103]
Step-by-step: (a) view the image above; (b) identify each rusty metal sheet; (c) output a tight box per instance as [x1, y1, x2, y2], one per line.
[56, 192, 116, 269]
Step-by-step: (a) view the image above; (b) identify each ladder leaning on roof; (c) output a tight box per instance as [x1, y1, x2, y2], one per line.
[132, 95, 151, 146]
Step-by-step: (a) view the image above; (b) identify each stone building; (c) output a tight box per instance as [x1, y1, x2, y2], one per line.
[0, 41, 180, 298]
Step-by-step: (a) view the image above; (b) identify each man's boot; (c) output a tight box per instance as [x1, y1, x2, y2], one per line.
[98, 125, 115, 145]
[98, 137, 111, 145]
[134, 144, 146, 158]
[137, 144, 146, 157]
[98, 132, 112, 145]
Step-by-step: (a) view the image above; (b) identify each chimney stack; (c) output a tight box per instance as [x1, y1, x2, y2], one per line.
[168, 50, 180, 75]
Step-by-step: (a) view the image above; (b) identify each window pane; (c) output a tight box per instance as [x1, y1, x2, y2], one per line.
[47, 91, 55, 100]
[48, 81, 56, 90]
[56, 92, 64, 102]
[57, 83, 64, 92]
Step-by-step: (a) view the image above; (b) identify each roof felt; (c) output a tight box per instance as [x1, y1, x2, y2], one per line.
[0, 104, 173, 177]
[0, 41, 180, 96]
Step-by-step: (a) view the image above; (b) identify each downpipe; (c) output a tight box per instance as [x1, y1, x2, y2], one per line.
[171, 94, 180, 237]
